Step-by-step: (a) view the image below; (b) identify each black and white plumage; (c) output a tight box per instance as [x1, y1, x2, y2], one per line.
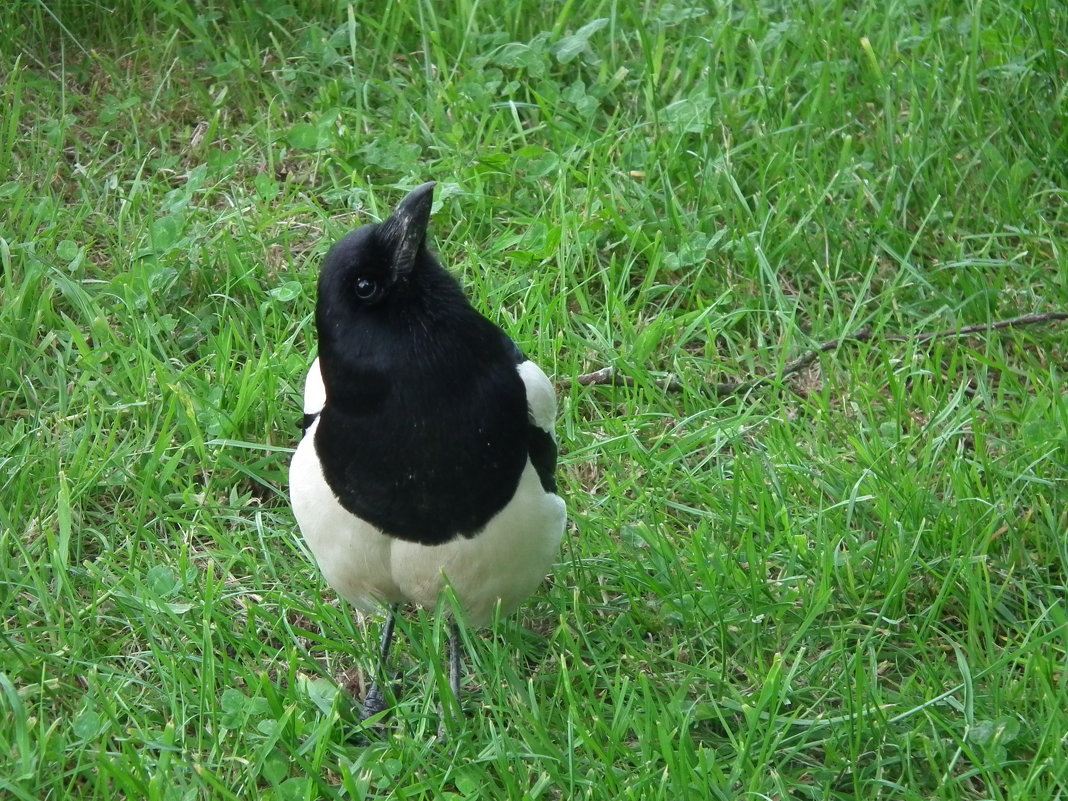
[288, 182, 565, 720]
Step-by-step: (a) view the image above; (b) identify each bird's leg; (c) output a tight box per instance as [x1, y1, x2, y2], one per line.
[437, 619, 464, 742]
[447, 619, 463, 707]
[360, 605, 398, 721]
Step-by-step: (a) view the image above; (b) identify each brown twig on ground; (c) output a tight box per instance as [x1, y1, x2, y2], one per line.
[572, 311, 1068, 396]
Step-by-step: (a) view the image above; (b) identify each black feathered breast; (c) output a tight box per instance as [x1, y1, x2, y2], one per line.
[314, 315, 532, 546]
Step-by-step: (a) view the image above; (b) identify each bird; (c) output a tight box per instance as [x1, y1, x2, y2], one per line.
[288, 182, 566, 725]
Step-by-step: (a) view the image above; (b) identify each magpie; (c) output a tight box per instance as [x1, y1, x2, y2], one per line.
[288, 182, 566, 723]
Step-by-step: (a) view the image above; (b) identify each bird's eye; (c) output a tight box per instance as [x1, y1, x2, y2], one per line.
[354, 278, 378, 299]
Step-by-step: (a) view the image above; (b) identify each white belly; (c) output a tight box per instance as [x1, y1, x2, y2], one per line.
[289, 418, 566, 626]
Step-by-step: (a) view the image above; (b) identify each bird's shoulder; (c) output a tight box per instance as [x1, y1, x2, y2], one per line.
[515, 358, 557, 433]
[299, 356, 325, 433]
[507, 345, 559, 494]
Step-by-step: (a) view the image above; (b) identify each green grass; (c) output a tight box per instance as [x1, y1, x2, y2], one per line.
[2, 0, 1067, 798]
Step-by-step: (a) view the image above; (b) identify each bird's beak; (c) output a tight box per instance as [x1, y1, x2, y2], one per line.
[382, 181, 436, 280]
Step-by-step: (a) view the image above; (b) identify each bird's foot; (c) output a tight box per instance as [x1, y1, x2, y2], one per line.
[435, 686, 464, 742]
[360, 682, 388, 720]
[436, 702, 455, 743]
[355, 681, 391, 740]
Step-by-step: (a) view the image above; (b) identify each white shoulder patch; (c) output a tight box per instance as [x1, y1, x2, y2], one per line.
[303, 356, 326, 416]
[516, 359, 557, 433]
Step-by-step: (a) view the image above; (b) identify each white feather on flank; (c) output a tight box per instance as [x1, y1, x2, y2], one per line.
[290, 415, 405, 607]
[517, 359, 557, 432]
[288, 359, 566, 628]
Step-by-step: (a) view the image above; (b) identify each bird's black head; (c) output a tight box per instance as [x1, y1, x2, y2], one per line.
[318, 181, 447, 315]
[315, 182, 480, 412]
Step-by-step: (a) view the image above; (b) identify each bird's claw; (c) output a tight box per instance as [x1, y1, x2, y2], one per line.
[360, 682, 388, 721]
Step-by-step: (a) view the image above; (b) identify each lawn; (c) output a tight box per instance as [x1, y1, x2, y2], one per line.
[2, 1, 1066, 799]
